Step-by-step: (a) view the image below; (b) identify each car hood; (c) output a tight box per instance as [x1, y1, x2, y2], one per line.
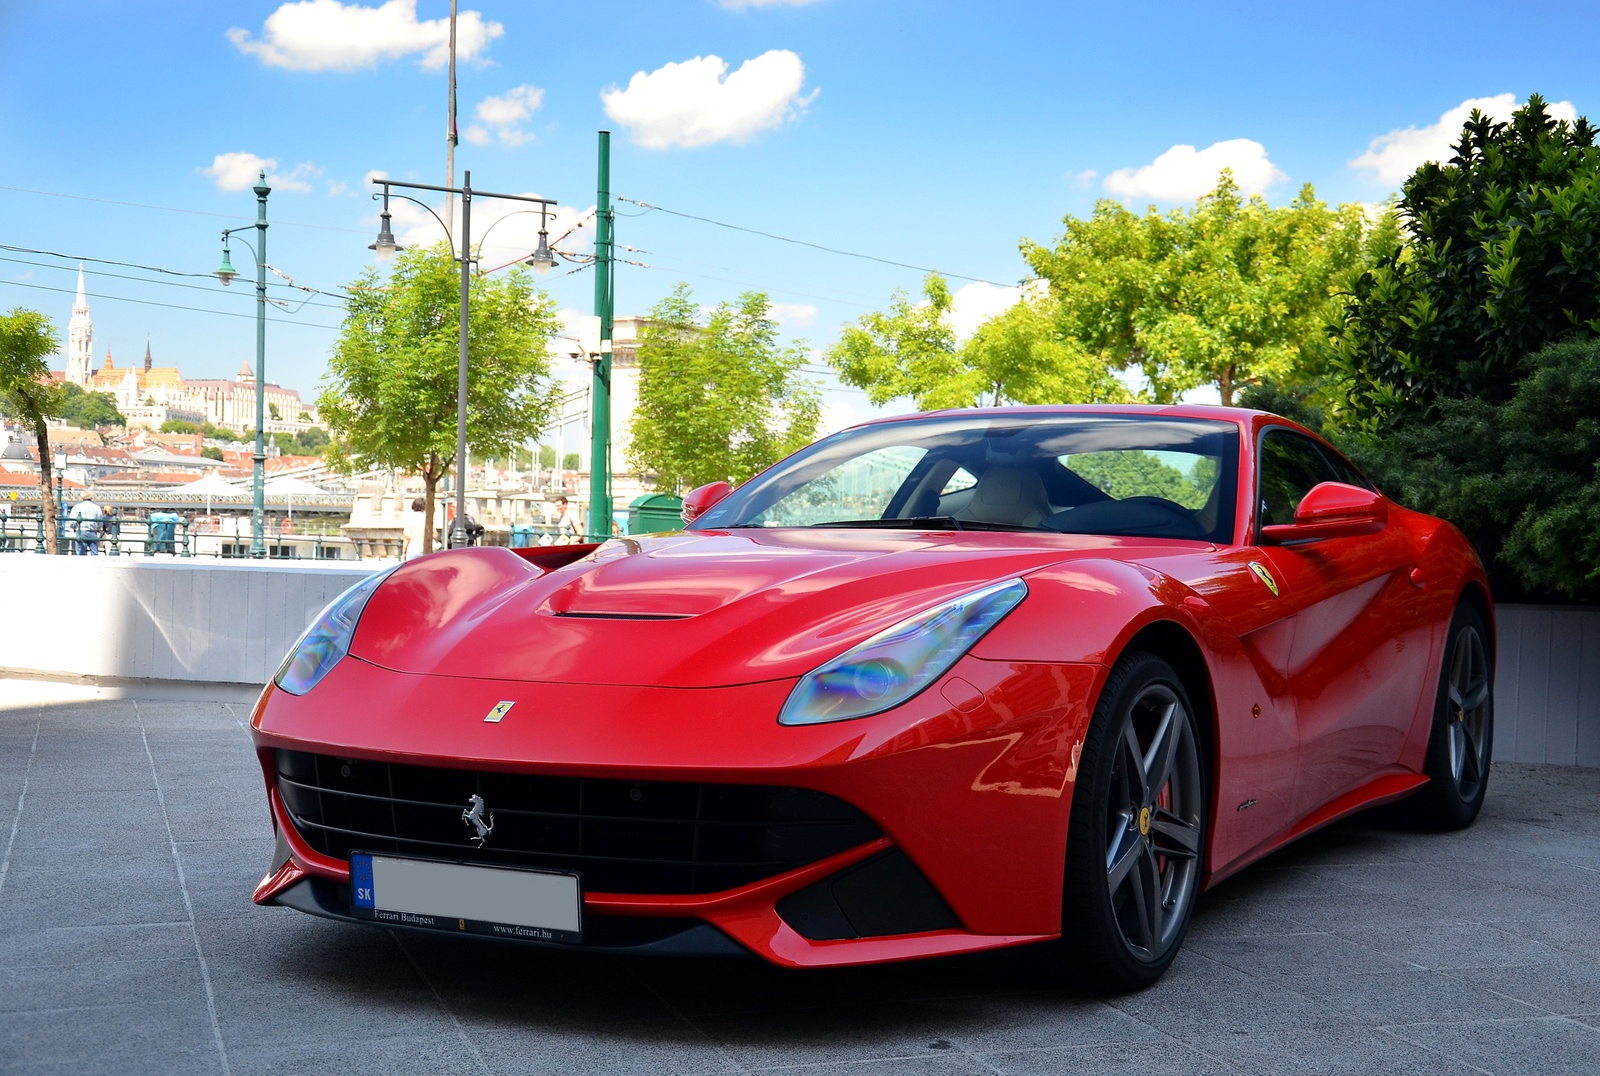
[349, 530, 1182, 688]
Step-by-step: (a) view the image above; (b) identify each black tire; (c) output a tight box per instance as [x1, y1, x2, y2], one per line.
[1407, 600, 1494, 829]
[1062, 651, 1206, 991]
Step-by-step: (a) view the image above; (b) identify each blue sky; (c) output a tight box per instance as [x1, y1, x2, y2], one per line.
[3, 0, 1599, 424]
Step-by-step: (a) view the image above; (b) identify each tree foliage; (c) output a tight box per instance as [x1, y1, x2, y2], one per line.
[630, 284, 821, 491]
[826, 274, 1128, 409]
[1330, 96, 1600, 426]
[1025, 173, 1395, 405]
[319, 245, 560, 551]
[1346, 338, 1600, 600]
[0, 308, 64, 552]
[58, 383, 124, 429]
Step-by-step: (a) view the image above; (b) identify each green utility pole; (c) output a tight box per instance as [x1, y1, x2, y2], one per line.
[589, 131, 614, 539]
[250, 173, 269, 558]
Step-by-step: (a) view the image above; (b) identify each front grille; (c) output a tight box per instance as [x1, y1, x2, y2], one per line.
[275, 750, 881, 895]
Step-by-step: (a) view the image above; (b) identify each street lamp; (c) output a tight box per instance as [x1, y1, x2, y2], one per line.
[213, 170, 270, 558]
[367, 171, 558, 548]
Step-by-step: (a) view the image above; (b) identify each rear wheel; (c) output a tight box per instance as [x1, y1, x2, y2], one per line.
[1409, 601, 1494, 829]
[1062, 651, 1206, 991]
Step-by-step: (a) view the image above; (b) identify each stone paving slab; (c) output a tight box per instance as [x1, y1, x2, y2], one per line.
[0, 685, 1597, 1075]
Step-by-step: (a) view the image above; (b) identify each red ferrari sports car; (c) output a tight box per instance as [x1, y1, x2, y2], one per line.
[251, 405, 1494, 988]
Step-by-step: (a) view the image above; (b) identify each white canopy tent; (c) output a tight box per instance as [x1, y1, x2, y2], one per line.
[177, 473, 247, 516]
[263, 475, 328, 527]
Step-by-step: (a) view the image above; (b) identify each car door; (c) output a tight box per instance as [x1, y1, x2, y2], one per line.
[1252, 427, 1430, 818]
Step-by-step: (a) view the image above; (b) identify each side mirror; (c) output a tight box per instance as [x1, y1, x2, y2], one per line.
[1261, 481, 1387, 544]
[680, 481, 732, 526]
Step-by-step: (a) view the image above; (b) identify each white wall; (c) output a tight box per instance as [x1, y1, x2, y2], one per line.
[0, 556, 376, 698]
[0, 561, 1593, 768]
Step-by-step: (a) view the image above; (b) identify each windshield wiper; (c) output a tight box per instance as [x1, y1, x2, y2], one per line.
[811, 516, 966, 530]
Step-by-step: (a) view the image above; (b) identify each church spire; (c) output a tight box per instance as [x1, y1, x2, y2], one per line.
[144, 336, 152, 373]
[66, 264, 93, 387]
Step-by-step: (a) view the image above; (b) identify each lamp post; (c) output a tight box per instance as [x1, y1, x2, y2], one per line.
[367, 173, 558, 547]
[590, 131, 615, 540]
[214, 171, 271, 558]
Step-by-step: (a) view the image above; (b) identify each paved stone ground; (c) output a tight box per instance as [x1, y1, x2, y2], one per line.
[2, 688, 1598, 1076]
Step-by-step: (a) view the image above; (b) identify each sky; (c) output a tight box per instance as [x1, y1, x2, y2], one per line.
[3, 0, 1600, 430]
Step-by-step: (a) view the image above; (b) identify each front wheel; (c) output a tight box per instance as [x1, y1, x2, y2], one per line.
[1408, 601, 1494, 829]
[1062, 651, 1206, 991]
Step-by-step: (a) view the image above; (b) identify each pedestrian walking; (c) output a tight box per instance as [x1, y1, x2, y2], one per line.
[68, 493, 104, 555]
[402, 497, 428, 559]
[553, 496, 581, 542]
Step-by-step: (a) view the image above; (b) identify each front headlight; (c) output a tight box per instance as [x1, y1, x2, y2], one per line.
[778, 578, 1027, 726]
[273, 567, 396, 696]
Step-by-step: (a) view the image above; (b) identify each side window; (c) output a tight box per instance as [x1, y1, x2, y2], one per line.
[1317, 445, 1371, 491]
[939, 467, 977, 496]
[1257, 429, 1339, 528]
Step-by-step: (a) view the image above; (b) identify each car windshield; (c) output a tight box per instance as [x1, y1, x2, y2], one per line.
[693, 413, 1241, 543]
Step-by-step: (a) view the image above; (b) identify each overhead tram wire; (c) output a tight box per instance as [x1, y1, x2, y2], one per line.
[0, 278, 342, 331]
[0, 255, 347, 312]
[0, 244, 349, 301]
[614, 196, 1020, 288]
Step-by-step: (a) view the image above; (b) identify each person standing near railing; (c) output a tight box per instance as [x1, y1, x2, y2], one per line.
[68, 493, 104, 555]
[0, 495, 12, 551]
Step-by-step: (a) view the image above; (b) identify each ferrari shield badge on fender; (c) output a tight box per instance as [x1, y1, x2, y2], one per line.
[1248, 562, 1279, 597]
[483, 701, 515, 723]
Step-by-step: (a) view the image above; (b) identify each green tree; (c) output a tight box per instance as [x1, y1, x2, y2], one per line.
[160, 419, 198, 434]
[58, 383, 125, 428]
[561, 452, 579, 471]
[1329, 96, 1600, 427]
[629, 284, 822, 490]
[0, 309, 64, 552]
[1024, 172, 1393, 405]
[826, 275, 1128, 409]
[539, 445, 557, 470]
[201, 446, 224, 461]
[319, 244, 560, 552]
[1346, 338, 1600, 600]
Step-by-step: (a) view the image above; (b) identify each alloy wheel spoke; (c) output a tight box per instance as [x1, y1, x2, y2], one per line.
[1150, 814, 1201, 859]
[1460, 677, 1490, 713]
[1459, 721, 1483, 783]
[1142, 702, 1181, 806]
[1121, 720, 1150, 806]
[1448, 724, 1465, 782]
[1107, 827, 1143, 889]
[1137, 845, 1163, 948]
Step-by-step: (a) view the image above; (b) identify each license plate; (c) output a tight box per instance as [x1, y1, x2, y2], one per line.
[349, 852, 582, 944]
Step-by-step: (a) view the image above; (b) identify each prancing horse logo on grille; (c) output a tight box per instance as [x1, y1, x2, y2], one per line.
[461, 794, 495, 847]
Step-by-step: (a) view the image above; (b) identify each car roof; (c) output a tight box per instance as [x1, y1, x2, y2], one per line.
[846, 402, 1274, 429]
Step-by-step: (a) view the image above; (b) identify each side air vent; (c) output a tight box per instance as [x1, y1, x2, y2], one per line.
[776, 850, 960, 940]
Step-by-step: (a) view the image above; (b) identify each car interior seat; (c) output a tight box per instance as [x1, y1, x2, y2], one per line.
[956, 466, 1053, 528]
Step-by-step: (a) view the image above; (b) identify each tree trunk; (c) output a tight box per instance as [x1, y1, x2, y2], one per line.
[421, 452, 440, 555]
[33, 415, 57, 555]
[1218, 365, 1236, 407]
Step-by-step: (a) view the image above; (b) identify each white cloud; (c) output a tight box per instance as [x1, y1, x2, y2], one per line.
[463, 84, 544, 147]
[1104, 139, 1286, 202]
[601, 50, 818, 149]
[1350, 94, 1579, 186]
[943, 280, 1048, 341]
[1067, 169, 1098, 188]
[326, 179, 349, 197]
[769, 302, 816, 327]
[820, 400, 859, 435]
[227, 0, 502, 72]
[200, 152, 320, 193]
